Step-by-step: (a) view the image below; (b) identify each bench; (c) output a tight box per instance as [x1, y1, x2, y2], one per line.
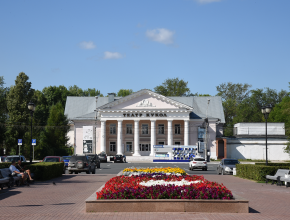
[266, 169, 290, 186]
[280, 175, 290, 187]
[0, 168, 22, 189]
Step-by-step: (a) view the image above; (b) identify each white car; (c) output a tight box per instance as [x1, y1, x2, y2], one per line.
[189, 157, 207, 171]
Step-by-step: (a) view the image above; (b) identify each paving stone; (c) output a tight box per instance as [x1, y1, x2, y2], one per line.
[0, 173, 289, 219]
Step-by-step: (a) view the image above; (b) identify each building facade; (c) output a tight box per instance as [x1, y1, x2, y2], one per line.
[64, 89, 225, 159]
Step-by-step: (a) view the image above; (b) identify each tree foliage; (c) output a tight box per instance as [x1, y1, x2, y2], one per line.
[269, 95, 290, 154]
[37, 102, 70, 157]
[0, 76, 9, 153]
[117, 89, 133, 97]
[154, 78, 190, 96]
[216, 82, 252, 136]
[5, 72, 35, 155]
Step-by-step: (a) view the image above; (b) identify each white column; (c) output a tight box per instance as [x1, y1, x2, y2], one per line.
[167, 119, 173, 145]
[100, 120, 106, 153]
[184, 120, 189, 146]
[150, 120, 156, 156]
[133, 120, 141, 156]
[117, 120, 123, 155]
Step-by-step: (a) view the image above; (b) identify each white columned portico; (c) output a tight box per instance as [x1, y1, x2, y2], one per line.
[184, 119, 189, 146]
[133, 120, 141, 156]
[117, 120, 123, 155]
[100, 120, 106, 153]
[150, 120, 156, 156]
[167, 119, 173, 145]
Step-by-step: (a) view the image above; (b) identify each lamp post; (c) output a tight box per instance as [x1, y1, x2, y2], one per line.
[261, 104, 272, 166]
[28, 101, 35, 164]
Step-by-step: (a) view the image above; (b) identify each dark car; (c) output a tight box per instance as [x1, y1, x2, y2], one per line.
[6, 155, 26, 162]
[42, 156, 65, 174]
[114, 154, 126, 163]
[86, 154, 101, 169]
[68, 155, 96, 174]
[98, 152, 107, 163]
[0, 156, 7, 162]
[217, 159, 240, 175]
[63, 156, 71, 168]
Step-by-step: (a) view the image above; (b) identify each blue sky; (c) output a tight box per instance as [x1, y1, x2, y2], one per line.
[1, 0, 289, 96]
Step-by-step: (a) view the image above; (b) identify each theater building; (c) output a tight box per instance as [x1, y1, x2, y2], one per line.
[64, 89, 225, 159]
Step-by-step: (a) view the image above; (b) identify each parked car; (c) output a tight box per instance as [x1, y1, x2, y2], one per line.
[68, 155, 96, 174]
[0, 156, 6, 162]
[63, 156, 71, 168]
[98, 152, 107, 163]
[6, 155, 26, 163]
[86, 154, 101, 168]
[42, 156, 65, 174]
[217, 159, 240, 175]
[189, 157, 207, 171]
[114, 154, 126, 163]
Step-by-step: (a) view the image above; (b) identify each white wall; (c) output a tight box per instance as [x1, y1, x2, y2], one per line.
[227, 138, 290, 161]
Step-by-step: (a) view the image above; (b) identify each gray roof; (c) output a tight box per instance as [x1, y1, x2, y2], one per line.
[170, 96, 225, 123]
[65, 95, 225, 123]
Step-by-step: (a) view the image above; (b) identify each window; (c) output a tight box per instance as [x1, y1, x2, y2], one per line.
[158, 124, 165, 134]
[110, 142, 116, 151]
[175, 142, 181, 145]
[141, 124, 149, 134]
[139, 144, 151, 151]
[126, 142, 133, 152]
[110, 124, 116, 134]
[198, 127, 205, 139]
[126, 124, 133, 134]
[175, 124, 181, 134]
[158, 142, 164, 145]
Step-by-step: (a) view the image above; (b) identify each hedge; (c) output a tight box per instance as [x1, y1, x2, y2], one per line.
[255, 163, 290, 166]
[236, 164, 290, 181]
[0, 162, 63, 181]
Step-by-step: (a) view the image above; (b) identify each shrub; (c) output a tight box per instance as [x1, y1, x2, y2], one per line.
[255, 163, 290, 166]
[236, 164, 290, 181]
[25, 162, 63, 181]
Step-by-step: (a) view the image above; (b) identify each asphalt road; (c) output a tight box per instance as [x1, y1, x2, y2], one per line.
[65, 162, 219, 175]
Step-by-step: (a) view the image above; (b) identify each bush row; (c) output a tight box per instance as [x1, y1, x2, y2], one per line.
[0, 162, 63, 181]
[236, 164, 290, 181]
[255, 163, 290, 166]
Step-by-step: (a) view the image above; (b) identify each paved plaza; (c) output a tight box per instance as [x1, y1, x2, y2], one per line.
[1, 163, 289, 220]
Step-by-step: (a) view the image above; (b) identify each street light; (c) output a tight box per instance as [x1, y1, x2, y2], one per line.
[261, 104, 272, 165]
[28, 101, 35, 164]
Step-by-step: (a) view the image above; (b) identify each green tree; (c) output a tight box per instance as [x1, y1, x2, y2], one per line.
[216, 82, 252, 136]
[233, 88, 289, 124]
[5, 72, 34, 156]
[37, 102, 70, 157]
[83, 88, 102, 96]
[154, 78, 190, 96]
[269, 96, 290, 154]
[117, 89, 133, 97]
[42, 85, 69, 109]
[0, 76, 9, 154]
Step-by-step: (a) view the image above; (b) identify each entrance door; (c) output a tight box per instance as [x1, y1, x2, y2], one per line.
[139, 143, 151, 156]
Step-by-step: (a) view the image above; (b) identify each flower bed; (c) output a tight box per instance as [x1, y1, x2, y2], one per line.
[96, 173, 233, 200]
[123, 167, 186, 175]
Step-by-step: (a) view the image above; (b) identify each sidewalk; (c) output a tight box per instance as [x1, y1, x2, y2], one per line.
[1, 173, 289, 219]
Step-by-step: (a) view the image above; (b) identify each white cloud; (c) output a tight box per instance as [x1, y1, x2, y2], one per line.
[146, 28, 175, 45]
[195, 0, 221, 3]
[103, 51, 124, 59]
[79, 41, 96, 49]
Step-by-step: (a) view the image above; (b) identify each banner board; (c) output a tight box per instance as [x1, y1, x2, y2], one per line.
[83, 126, 93, 153]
